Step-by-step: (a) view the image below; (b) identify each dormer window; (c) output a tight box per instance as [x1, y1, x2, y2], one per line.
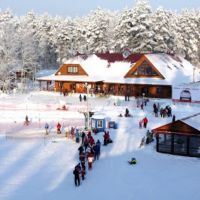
[67, 66, 78, 73]
[132, 61, 158, 76]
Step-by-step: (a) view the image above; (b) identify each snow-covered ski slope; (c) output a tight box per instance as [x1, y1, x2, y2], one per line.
[0, 91, 200, 200]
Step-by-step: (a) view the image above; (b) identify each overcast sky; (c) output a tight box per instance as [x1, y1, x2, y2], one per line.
[0, 0, 200, 17]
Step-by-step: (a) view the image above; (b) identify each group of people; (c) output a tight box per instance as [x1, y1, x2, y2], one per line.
[79, 94, 87, 102]
[160, 105, 172, 118]
[153, 103, 173, 118]
[73, 131, 101, 187]
[139, 130, 154, 148]
[44, 122, 61, 135]
[73, 129, 114, 186]
[139, 117, 149, 128]
[136, 98, 149, 110]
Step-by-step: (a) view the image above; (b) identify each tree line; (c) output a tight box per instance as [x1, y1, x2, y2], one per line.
[0, 0, 200, 90]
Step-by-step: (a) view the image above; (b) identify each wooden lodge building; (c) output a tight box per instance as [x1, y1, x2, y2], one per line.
[37, 52, 200, 98]
[152, 113, 200, 157]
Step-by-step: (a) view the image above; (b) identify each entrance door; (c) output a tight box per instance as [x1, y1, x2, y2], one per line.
[141, 87, 149, 97]
[70, 83, 76, 93]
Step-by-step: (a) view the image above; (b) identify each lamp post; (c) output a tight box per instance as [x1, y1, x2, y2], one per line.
[142, 92, 145, 104]
[193, 67, 196, 82]
[85, 83, 91, 130]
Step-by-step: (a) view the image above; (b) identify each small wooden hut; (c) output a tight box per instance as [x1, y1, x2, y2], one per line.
[152, 113, 200, 157]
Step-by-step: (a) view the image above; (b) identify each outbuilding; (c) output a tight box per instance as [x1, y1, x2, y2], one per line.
[152, 113, 200, 157]
[91, 113, 106, 133]
[37, 52, 200, 99]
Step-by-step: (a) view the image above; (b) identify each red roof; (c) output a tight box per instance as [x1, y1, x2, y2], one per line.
[76, 52, 143, 63]
[96, 52, 143, 63]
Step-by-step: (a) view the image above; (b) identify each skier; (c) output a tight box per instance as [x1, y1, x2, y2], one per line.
[75, 128, 80, 143]
[73, 165, 81, 187]
[141, 103, 144, 110]
[56, 122, 61, 134]
[24, 115, 29, 126]
[83, 136, 89, 151]
[143, 117, 148, 128]
[79, 94, 82, 102]
[103, 131, 110, 145]
[139, 119, 143, 129]
[79, 152, 86, 165]
[87, 152, 94, 170]
[128, 157, 137, 165]
[45, 122, 49, 135]
[78, 145, 84, 155]
[139, 136, 145, 148]
[81, 131, 86, 144]
[125, 108, 130, 117]
[81, 165, 86, 180]
[94, 140, 101, 160]
[172, 115, 176, 122]
[83, 95, 87, 101]
[146, 130, 154, 144]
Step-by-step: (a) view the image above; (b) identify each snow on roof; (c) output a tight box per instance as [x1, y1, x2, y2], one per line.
[92, 115, 106, 120]
[37, 74, 103, 82]
[92, 112, 106, 119]
[37, 53, 200, 85]
[36, 69, 57, 78]
[145, 54, 200, 85]
[181, 113, 200, 131]
[95, 52, 142, 63]
[177, 81, 200, 88]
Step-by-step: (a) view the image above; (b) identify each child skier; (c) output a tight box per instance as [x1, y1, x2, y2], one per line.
[128, 157, 137, 165]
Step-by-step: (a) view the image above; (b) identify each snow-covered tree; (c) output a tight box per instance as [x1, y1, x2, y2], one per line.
[0, 13, 20, 92]
[175, 10, 200, 64]
[79, 8, 115, 53]
[0, 0, 200, 89]
[114, 0, 154, 53]
[50, 17, 76, 63]
[152, 7, 176, 53]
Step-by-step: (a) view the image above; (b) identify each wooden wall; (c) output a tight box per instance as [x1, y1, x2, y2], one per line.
[54, 81, 172, 98]
[55, 64, 88, 76]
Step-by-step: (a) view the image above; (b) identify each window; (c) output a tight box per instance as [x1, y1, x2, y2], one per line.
[59, 82, 64, 89]
[156, 87, 162, 95]
[67, 66, 78, 73]
[133, 61, 158, 76]
[97, 120, 103, 128]
[158, 134, 172, 153]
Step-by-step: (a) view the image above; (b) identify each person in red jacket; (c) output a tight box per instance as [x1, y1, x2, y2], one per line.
[57, 122, 61, 134]
[87, 152, 94, 170]
[89, 136, 95, 147]
[143, 117, 148, 128]
[103, 131, 111, 145]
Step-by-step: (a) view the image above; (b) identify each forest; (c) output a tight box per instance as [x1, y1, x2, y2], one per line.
[0, 0, 200, 90]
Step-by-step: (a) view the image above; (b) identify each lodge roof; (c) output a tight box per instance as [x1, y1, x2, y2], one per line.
[181, 112, 200, 131]
[37, 53, 200, 85]
[152, 113, 200, 136]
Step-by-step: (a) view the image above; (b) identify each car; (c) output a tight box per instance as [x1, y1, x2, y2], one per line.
[180, 89, 191, 101]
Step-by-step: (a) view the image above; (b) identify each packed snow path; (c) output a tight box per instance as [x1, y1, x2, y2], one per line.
[0, 91, 200, 200]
